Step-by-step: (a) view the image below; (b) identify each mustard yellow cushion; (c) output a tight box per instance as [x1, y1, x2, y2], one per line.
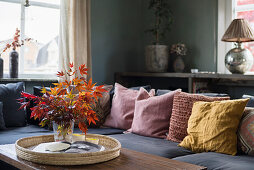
[179, 98, 249, 155]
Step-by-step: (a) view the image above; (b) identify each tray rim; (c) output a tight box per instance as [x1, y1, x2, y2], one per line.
[15, 134, 121, 165]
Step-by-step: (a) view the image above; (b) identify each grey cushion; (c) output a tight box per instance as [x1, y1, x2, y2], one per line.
[0, 82, 26, 127]
[242, 94, 254, 107]
[0, 102, 6, 130]
[199, 93, 229, 97]
[156, 89, 171, 96]
[173, 152, 254, 170]
[0, 125, 124, 144]
[109, 133, 193, 158]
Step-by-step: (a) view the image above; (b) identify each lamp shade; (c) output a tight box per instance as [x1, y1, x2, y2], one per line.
[221, 19, 254, 42]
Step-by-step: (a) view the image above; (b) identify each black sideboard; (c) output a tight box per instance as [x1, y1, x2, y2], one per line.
[115, 72, 254, 99]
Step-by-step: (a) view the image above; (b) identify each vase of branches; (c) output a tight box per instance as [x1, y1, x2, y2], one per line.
[0, 28, 31, 78]
[145, 0, 173, 72]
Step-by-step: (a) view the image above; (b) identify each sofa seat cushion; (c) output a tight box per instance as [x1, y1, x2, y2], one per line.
[0, 125, 124, 145]
[109, 133, 193, 158]
[0, 125, 52, 145]
[173, 152, 254, 170]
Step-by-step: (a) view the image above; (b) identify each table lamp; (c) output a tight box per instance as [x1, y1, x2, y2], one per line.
[222, 18, 254, 74]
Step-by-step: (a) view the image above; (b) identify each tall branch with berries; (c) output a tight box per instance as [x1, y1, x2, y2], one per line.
[0, 28, 31, 56]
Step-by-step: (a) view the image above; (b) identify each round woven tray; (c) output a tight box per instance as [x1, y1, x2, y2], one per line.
[15, 134, 121, 165]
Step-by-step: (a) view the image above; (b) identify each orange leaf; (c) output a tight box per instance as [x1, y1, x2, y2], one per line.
[79, 64, 88, 76]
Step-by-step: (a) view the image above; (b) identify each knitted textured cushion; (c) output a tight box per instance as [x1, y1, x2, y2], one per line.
[167, 92, 230, 143]
[237, 107, 254, 156]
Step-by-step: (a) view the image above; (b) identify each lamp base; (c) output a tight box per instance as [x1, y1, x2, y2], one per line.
[225, 43, 253, 74]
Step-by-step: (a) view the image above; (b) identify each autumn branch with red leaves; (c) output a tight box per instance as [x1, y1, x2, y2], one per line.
[19, 63, 107, 134]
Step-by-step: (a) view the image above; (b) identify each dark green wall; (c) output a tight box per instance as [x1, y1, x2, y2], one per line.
[166, 0, 218, 72]
[91, 0, 218, 84]
[91, 0, 145, 84]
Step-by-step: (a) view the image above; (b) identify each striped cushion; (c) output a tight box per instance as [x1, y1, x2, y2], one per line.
[238, 107, 254, 156]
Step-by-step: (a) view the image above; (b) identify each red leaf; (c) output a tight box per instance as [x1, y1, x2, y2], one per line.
[57, 71, 64, 77]
[78, 122, 88, 134]
[21, 92, 37, 99]
[69, 62, 74, 68]
[79, 64, 88, 76]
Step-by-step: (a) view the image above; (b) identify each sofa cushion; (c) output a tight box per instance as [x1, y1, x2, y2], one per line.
[199, 93, 229, 97]
[129, 88, 180, 138]
[242, 94, 254, 107]
[0, 125, 124, 145]
[156, 89, 171, 96]
[238, 107, 254, 156]
[179, 99, 248, 156]
[0, 82, 26, 127]
[24, 86, 51, 125]
[0, 102, 6, 130]
[104, 83, 154, 130]
[109, 133, 193, 158]
[90, 85, 113, 127]
[109, 84, 151, 105]
[33, 86, 51, 97]
[173, 152, 254, 170]
[167, 92, 229, 142]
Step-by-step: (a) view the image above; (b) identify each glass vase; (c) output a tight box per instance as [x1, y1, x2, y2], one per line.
[53, 120, 74, 142]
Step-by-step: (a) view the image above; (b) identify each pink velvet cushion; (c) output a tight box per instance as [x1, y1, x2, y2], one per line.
[104, 83, 155, 129]
[129, 88, 181, 138]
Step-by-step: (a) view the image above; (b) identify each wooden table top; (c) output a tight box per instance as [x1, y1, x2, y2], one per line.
[0, 144, 206, 170]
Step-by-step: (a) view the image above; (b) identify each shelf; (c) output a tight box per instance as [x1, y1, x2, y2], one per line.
[0, 78, 57, 82]
[116, 72, 254, 80]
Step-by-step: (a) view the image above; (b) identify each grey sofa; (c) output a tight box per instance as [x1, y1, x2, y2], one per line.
[1, 125, 254, 170]
[1, 84, 254, 170]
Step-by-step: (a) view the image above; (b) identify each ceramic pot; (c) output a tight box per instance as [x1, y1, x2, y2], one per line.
[173, 55, 185, 72]
[9, 50, 19, 78]
[145, 45, 168, 72]
[53, 120, 74, 142]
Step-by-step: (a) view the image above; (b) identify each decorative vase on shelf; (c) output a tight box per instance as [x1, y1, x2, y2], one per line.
[145, 45, 168, 72]
[53, 120, 74, 142]
[9, 50, 19, 78]
[0, 56, 3, 78]
[173, 55, 185, 73]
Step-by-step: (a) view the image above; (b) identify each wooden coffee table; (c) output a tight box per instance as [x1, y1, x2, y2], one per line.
[0, 144, 206, 170]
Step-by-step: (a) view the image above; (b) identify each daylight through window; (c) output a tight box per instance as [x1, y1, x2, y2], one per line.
[0, 0, 60, 77]
[235, 0, 254, 71]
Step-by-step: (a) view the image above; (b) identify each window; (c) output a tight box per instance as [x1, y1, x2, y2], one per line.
[0, 0, 60, 78]
[235, 0, 254, 71]
[218, 0, 254, 73]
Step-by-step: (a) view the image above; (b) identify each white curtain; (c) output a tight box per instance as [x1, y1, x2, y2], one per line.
[59, 0, 92, 80]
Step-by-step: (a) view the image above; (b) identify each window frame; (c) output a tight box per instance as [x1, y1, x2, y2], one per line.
[0, 0, 59, 78]
[217, 0, 234, 74]
[217, 0, 254, 74]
